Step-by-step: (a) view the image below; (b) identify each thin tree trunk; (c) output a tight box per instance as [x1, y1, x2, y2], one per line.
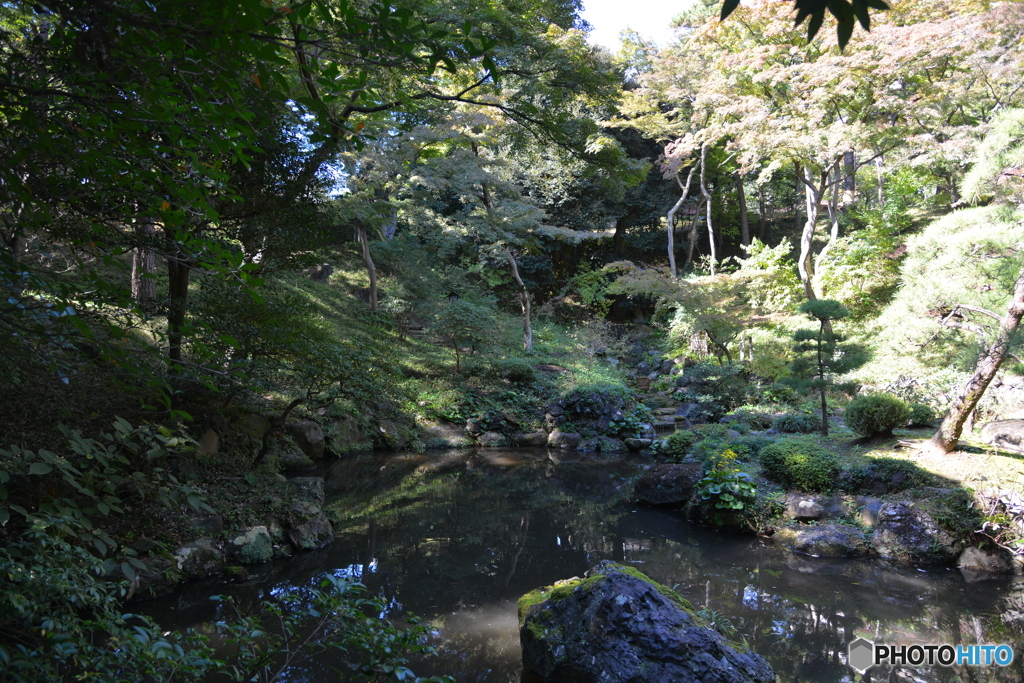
[843, 151, 856, 208]
[875, 156, 884, 206]
[921, 265, 1024, 455]
[757, 186, 766, 242]
[735, 172, 750, 253]
[131, 219, 157, 306]
[667, 164, 698, 278]
[504, 245, 532, 352]
[699, 143, 717, 276]
[797, 163, 835, 301]
[166, 238, 191, 374]
[356, 222, 377, 311]
[684, 197, 704, 273]
[794, 163, 803, 235]
[814, 167, 842, 295]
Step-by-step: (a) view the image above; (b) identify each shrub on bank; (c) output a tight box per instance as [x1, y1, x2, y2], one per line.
[772, 412, 821, 434]
[758, 439, 840, 492]
[845, 394, 911, 437]
[907, 402, 936, 428]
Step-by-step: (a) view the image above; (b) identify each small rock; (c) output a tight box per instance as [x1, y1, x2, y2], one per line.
[478, 431, 508, 447]
[547, 430, 581, 450]
[545, 404, 564, 417]
[513, 431, 549, 447]
[598, 436, 627, 454]
[958, 546, 1013, 581]
[224, 566, 249, 581]
[853, 496, 884, 527]
[279, 448, 316, 472]
[577, 437, 601, 452]
[624, 438, 653, 452]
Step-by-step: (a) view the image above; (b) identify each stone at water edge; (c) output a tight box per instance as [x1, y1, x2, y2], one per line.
[634, 463, 702, 507]
[774, 524, 869, 558]
[173, 538, 225, 580]
[519, 561, 775, 683]
[547, 430, 581, 450]
[285, 419, 325, 459]
[871, 502, 961, 565]
[227, 526, 274, 565]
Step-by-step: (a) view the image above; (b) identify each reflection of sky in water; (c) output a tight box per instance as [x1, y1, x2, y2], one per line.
[137, 450, 1024, 683]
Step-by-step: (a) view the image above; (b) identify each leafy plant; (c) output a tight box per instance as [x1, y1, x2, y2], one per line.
[845, 393, 911, 437]
[656, 429, 698, 460]
[758, 439, 840, 492]
[695, 449, 758, 526]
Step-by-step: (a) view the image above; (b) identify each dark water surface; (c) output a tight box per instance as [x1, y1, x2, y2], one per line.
[143, 449, 1024, 682]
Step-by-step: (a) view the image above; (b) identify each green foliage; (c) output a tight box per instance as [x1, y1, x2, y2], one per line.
[489, 357, 538, 384]
[656, 429, 698, 460]
[672, 362, 753, 420]
[772, 413, 822, 434]
[962, 108, 1024, 205]
[907, 402, 936, 428]
[844, 393, 911, 437]
[759, 439, 841, 492]
[851, 456, 936, 492]
[607, 405, 653, 438]
[695, 449, 757, 526]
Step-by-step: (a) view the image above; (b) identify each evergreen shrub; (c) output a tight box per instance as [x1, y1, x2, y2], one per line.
[845, 394, 911, 437]
[907, 402, 936, 428]
[759, 439, 840, 492]
[772, 412, 822, 433]
[658, 429, 698, 460]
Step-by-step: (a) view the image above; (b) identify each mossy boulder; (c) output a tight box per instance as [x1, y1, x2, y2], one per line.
[518, 561, 774, 683]
[872, 502, 961, 565]
[774, 524, 869, 557]
[227, 526, 274, 565]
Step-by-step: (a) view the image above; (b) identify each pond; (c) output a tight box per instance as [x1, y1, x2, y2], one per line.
[143, 449, 1024, 682]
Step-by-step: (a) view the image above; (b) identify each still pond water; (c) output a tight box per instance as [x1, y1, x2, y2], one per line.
[144, 449, 1024, 682]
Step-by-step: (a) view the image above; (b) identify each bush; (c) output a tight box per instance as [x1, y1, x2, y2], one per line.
[490, 357, 537, 384]
[724, 409, 773, 430]
[732, 435, 775, 458]
[759, 439, 841, 492]
[907, 402, 936, 428]
[772, 412, 822, 434]
[845, 393, 911, 437]
[657, 429, 698, 460]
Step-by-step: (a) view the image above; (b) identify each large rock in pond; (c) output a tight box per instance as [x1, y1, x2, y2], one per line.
[173, 538, 225, 580]
[980, 419, 1024, 454]
[227, 526, 274, 565]
[519, 561, 775, 683]
[872, 502, 961, 565]
[634, 464, 703, 507]
[282, 501, 334, 550]
[774, 524, 868, 557]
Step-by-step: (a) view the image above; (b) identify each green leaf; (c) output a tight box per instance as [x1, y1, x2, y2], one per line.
[29, 462, 53, 476]
[121, 562, 137, 582]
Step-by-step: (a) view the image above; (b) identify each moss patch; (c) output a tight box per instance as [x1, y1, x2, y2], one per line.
[613, 564, 695, 613]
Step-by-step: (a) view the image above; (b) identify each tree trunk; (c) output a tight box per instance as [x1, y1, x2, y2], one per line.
[356, 222, 377, 311]
[667, 164, 698, 278]
[814, 167, 842, 295]
[794, 163, 803, 235]
[735, 172, 750, 253]
[131, 219, 157, 307]
[684, 197, 704, 273]
[757, 186, 766, 242]
[699, 143, 716, 276]
[504, 245, 532, 352]
[921, 265, 1024, 455]
[165, 237, 191, 374]
[875, 156, 884, 206]
[842, 151, 856, 208]
[798, 168, 822, 301]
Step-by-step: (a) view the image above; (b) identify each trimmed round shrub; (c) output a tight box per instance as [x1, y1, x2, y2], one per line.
[844, 394, 911, 437]
[772, 412, 822, 434]
[907, 402, 936, 428]
[758, 439, 841, 492]
[490, 357, 537, 384]
[659, 429, 698, 459]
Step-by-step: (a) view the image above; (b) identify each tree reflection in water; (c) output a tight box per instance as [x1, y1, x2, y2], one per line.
[141, 449, 1024, 682]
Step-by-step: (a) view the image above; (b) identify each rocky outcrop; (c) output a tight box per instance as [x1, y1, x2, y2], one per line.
[288, 476, 325, 506]
[624, 437, 652, 452]
[981, 419, 1024, 455]
[634, 464, 702, 507]
[285, 419, 325, 460]
[519, 561, 775, 683]
[774, 524, 869, 557]
[598, 436, 627, 454]
[478, 431, 507, 447]
[872, 502, 961, 565]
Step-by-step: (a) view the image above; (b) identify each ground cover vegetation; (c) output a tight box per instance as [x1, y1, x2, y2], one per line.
[2, 0, 1024, 679]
